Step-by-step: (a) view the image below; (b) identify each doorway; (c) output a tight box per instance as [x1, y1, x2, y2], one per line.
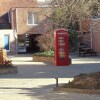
[26, 34, 41, 53]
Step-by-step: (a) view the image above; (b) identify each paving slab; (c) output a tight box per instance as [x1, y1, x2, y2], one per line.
[0, 54, 100, 100]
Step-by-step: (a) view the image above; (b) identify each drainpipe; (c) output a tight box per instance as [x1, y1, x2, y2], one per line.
[90, 18, 94, 49]
[11, 8, 18, 54]
[13, 30, 18, 54]
[90, 28, 93, 49]
[15, 31, 18, 54]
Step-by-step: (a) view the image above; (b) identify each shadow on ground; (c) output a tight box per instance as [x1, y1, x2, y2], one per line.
[0, 62, 100, 78]
[0, 84, 100, 100]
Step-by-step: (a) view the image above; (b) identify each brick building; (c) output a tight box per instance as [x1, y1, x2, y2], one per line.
[0, 0, 52, 54]
[1, 0, 99, 54]
[11, 7, 52, 53]
[91, 18, 100, 53]
[79, 17, 100, 53]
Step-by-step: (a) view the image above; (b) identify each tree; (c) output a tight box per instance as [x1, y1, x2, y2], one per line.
[36, 0, 100, 51]
[51, 0, 100, 28]
[49, 0, 100, 50]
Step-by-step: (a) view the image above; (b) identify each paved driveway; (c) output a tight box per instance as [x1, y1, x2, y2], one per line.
[0, 54, 100, 100]
[0, 54, 100, 78]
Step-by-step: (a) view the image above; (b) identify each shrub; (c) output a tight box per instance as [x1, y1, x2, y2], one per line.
[36, 31, 54, 51]
[0, 60, 13, 68]
[33, 50, 54, 57]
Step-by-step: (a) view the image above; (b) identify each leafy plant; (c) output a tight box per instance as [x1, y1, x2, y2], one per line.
[33, 49, 54, 57]
[36, 31, 54, 51]
[69, 30, 78, 51]
[0, 60, 13, 68]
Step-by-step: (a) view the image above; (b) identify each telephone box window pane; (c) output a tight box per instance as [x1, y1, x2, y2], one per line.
[58, 32, 66, 35]
[59, 48, 65, 59]
[58, 37, 64, 40]
[58, 37, 65, 46]
[59, 42, 65, 46]
[59, 54, 65, 59]
[59, 48, 64, 52]
[59, 52, 65, 55]
[59, 39, 64, 43]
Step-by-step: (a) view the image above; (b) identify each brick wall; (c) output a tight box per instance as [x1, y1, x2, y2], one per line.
[0, 0, 37, 23]
[91, 18, 100, 53]
[82, 32, 91, 47]
[79, 19, 92, 47]
[11, 7, 52, 40]
[79, 18, 100, 53]
[80, 19, 92, 32]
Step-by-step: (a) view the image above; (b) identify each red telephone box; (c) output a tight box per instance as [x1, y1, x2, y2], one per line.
[54, 29, 69, 66]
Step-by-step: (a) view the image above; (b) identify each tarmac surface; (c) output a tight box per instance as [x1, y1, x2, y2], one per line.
[0, 54, 100, 100]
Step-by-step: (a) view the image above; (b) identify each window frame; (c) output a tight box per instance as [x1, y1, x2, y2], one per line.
[27, 12, 38, 26]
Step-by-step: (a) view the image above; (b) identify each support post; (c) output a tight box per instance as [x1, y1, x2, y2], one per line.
[55, 78, 58, 87]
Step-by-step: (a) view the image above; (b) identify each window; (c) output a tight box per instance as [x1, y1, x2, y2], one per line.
[37, 0, 51, 7]
[27, 12, 38, 25]
[37, 0, 51, 3]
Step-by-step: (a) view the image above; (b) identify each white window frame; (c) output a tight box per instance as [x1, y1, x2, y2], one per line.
[27, 12, 38, 26]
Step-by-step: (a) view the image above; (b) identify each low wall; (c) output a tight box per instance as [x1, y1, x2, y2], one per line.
[33, 55, 54, 64]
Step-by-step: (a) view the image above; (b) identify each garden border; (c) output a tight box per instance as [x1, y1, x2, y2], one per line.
[0, 66, 18, 76]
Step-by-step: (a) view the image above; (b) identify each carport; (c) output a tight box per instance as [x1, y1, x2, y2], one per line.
[26, 34, 41, 53]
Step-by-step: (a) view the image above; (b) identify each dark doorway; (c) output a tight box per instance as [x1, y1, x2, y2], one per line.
[26, 34, 41, 53]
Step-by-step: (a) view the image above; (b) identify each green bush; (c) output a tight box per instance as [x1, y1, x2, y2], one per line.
[69, 30, 78, 51]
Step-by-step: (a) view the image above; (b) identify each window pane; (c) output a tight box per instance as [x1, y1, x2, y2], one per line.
[28, 12, 33, 24]
[34, 13, 38, 24]
[28, 12, 38, 25]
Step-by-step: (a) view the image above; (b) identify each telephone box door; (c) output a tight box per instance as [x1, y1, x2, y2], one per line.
[54, 29, 69, 66]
